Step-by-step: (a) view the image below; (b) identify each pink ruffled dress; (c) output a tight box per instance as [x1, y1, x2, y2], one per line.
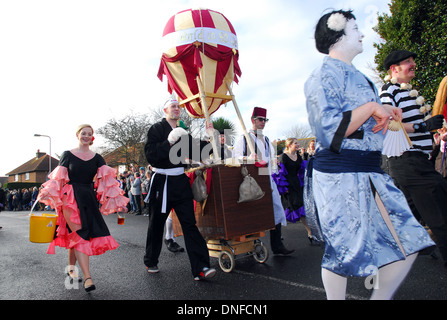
[38, 151, 129, 256]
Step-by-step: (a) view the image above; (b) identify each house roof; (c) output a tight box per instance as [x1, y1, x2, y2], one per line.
[6, 153, 59, 175]
[102, 142, 146, 167]
[103, 146, 127, 166]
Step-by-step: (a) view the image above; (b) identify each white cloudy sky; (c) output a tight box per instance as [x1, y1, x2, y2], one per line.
[0, 0, 390, 176]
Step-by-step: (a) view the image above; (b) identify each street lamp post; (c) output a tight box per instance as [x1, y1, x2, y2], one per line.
[34, 134, 52, 177]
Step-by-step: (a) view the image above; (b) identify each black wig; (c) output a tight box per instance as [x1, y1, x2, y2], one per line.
[314, 10, 356, 54]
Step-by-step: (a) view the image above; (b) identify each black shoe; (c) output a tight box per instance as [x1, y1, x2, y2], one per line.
[165, 239, 185, 252]
[84, 277, 96, 293]
[308, 235, 313, 244]
[273, 246, 294, 255]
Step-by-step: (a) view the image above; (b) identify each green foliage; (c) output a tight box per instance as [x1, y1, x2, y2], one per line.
[374, 0, 447, 103]
[212, 117, 236, 132]
[212, 117, 237, 143]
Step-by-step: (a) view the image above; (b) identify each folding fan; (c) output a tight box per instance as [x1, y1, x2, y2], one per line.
[383, 120, 412, 157]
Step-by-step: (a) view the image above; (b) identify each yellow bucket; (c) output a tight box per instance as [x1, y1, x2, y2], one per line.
[29, 213, 58, 243]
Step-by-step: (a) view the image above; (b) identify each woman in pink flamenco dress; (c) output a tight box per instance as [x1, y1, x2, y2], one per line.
[38, 124, 128, 292]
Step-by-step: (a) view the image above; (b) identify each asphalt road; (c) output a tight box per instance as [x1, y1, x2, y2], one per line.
[1, 210, 446, 312]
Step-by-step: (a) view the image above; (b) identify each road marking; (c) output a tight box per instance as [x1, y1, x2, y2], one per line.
[234, 269, 365, 300]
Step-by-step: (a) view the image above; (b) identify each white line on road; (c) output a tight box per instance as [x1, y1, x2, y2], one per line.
[234, 269, 365, 300]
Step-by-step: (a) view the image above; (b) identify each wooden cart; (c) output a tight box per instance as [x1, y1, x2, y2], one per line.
[172, 163, 275, 272]
[206, 232, 269, 273]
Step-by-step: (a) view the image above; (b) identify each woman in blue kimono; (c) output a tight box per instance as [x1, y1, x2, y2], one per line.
[304, 10, 435, 300]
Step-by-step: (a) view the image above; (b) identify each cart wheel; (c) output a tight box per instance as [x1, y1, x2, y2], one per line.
[218, 251, 235, 273]
[253, 242, 269, 263]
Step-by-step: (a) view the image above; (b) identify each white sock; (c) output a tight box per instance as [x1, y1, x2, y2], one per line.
[321, 268, 347, 300]
[164, 216, 175, 241]
[370, 253, 418, 300]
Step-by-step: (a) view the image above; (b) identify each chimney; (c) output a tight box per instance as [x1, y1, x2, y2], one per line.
[36, 149, 46, 159]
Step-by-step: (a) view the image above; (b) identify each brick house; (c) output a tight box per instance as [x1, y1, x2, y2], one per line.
[6, 150, 59, 190]
[102, 143, 147, 174]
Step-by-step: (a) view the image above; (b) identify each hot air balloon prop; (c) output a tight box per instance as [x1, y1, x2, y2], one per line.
[157, 8, 255, 158]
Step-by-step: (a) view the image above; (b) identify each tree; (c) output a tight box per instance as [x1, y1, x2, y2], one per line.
[98, 107, 209, 169]
[97, 111, 151, 168]
[374, 0, 447, 103]
[212, 117, 237, 143]
[283, 124, 313, 141]
[180, 110, 206, 139]
[98, 106, 235, 169]
[275, 139, 286, 155]
[149, 105, 207, 138]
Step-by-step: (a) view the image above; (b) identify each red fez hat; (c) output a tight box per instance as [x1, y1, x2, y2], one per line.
[252, 107, 267, 118]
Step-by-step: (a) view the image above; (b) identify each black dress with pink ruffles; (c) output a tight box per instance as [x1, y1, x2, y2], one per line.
[39, 151, 128, 256]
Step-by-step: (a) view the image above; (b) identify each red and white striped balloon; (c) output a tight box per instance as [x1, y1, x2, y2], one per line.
[157, 8, 241, 118]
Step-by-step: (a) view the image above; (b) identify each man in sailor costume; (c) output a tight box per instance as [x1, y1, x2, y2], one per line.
[143, 98, 216, 281]
[380, 50, 447, 266]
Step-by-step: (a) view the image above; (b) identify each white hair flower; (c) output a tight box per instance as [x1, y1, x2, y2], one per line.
[384, 75, 392, 82]
[390, 77, 398, 84]
[419, 106, 426, 113]
[327, 13, 347, 32]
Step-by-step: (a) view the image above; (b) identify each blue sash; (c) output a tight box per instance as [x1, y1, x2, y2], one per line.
[311, 149, 384, 174]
